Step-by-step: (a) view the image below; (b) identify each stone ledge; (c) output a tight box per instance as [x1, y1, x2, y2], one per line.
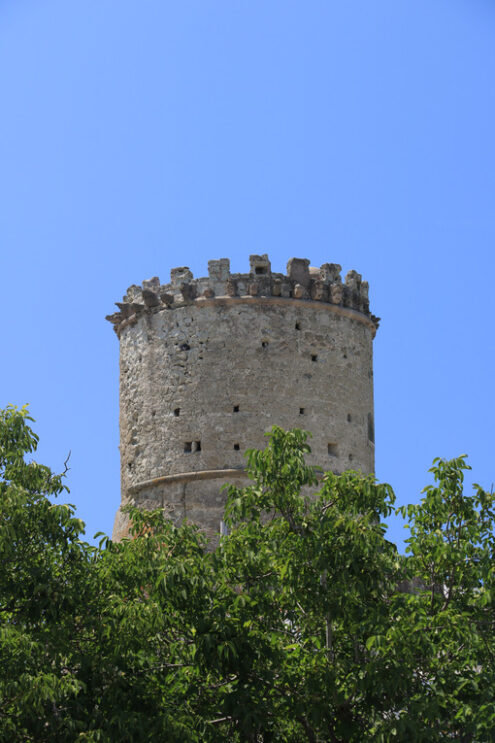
[128, 467, 248, 495]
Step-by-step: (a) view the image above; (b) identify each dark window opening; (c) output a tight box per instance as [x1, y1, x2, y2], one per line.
[174, 408, 180, 417]
[349, 453, 354, 462]
[295, 322, 301, 330]
[299, 408, 305, 415]
[328, 443, 338, 458]
[311, 354, 318, 362]
[343, 353, 347, 359]
[234, 443, 240, 451]
[368, 413, 375, 444]
[233, 405, 239, 413]
[180, 342, 190, 351]
[255, 266, 267, 275]
[195, 440, 201, 452]
[262, 341, 268, 348]
[184, 442, 192, 453]
[347, 413, 352, 422]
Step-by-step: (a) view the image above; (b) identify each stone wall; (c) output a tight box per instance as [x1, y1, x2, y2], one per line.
[108, 256, 379, 541]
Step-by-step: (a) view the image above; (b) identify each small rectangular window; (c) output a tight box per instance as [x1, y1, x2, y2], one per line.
[234, 443, 240, 451]
[299, 408, 305, 415]
[311, 354, 318, 362]
[174, 408, 180, 417]
[255, 266, 266, 275]
[195, 441, 201, 452]
[328, 443, 338, 457]
[295, 322, 301, 330]
[262, 341, 268, 348]
[233, 405, 239, 413]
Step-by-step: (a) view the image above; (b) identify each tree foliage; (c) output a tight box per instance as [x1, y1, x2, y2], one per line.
[1, 407, 494, 741]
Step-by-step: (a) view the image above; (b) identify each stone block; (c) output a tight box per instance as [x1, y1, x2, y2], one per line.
[249, 254, 271, 277]
[287, 258, 310, 288]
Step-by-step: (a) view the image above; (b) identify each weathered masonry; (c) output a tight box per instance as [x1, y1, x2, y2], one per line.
[107, 256, 380, 541]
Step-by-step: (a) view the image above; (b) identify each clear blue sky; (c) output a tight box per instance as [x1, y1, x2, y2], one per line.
[1, 0, 494, 550]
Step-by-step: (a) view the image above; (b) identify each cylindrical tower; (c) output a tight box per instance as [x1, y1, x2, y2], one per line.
[107, 256, 379, 541]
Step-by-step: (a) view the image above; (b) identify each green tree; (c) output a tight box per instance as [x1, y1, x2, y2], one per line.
[1, 407, 494, 741]
[0, 405, 92, 740]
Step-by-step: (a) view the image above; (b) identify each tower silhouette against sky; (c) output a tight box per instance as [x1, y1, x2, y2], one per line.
[107, 255, 379, 541]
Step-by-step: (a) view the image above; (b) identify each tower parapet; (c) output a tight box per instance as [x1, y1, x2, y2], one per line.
[106, 256, 379, 338]
[108, 256, 379, 541]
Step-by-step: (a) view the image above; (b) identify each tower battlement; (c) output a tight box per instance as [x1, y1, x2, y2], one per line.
[108, 255, 379, 542]
[106, 255, 380, 338]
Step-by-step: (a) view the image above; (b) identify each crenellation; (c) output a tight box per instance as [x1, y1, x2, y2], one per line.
[310, 280, 328, 302]
[208, 258, 230, 296]
[250, 255, 272, 296]
[320, 263, 342, 283]
[160, 290, 174, 307]
[106, 255, 378, 341]
[208, 258, 230, 280]
[249, 253, 271, 277]
[361, 281, 370, 313]
[142, 276, 160, 291]
[170, 267, 193, 285]
[345, 269, 361, 290]
[179, 281, 196, 304]
[329, 282, 344, 305]
[125, 284, 143, 302]
[287, 257, 310, 288]
[142, 288, 161, 308]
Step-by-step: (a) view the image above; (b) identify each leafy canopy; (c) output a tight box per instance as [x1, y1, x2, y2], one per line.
[1, 407, 494, 742]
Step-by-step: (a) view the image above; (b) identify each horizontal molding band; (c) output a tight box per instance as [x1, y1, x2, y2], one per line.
[128, 464, 328, 496]
[194, 295, 376, 332]
[128, 467, 247, 495]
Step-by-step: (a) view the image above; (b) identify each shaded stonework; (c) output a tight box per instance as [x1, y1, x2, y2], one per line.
[107, 256, 379, 542]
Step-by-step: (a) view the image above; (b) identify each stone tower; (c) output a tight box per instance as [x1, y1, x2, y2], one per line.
[107, 256, 379, 541]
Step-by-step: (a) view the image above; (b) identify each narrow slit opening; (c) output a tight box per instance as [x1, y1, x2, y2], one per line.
[195, 441, 201, 452]
[174, 408, 180, 417]
[368, 413, 375, 444]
